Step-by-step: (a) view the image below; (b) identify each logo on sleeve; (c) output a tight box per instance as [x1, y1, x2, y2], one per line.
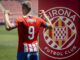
[39, 7, 80, 59]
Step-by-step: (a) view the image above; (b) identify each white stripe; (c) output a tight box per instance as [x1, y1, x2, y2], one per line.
[73, 29, 76, 33]
[63, 19, 76, 33]
[24, 43, 38, 52]
[46, 38, 52, 43]
[29, 44, 33, 52]
[35, 43, 38, 45]
[32, 44, 37, 51]
[69, 23, 76, 33]
[24, 44, 28, 52]
[69, 23, 74, 29]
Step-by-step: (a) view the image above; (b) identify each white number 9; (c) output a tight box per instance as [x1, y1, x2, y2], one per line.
[28, 26, 34, 40]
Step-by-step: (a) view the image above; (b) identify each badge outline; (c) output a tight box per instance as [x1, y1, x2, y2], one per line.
[39, 7, 80, 59]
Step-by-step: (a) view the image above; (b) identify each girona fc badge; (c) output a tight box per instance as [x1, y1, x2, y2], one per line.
[39, 7, 80, 59]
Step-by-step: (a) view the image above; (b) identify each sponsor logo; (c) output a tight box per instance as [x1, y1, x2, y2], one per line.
[26, 19, 36, 22]
[39, 7, 80, 59]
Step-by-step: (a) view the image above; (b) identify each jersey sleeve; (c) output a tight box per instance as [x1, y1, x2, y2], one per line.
[13, 17, 23, 27]
[38, 17, 47, 27]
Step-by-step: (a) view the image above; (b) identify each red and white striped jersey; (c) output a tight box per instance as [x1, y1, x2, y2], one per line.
[24, 43, 38, 52]
[14, 16, 47, 52]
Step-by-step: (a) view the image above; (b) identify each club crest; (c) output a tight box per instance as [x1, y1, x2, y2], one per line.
[39, 7, 80, 59]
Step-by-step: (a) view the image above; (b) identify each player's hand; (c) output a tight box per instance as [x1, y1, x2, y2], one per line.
[4, 10, 12, 15]
[39, 10, 45, 15]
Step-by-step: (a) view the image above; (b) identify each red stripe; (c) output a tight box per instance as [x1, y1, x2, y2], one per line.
[62, 21, 65, 26]
[32, 44, 34, 52]
[49, 30, 52, 38]
[54, 45, 58, 48]
[62, 41, 65, 45]
[55, 41, 58, 45]
[62, 34, 75, 48]
[68, 27, 71, 38]
[28, 44, 30, 52]
[49, 41, 53, 45]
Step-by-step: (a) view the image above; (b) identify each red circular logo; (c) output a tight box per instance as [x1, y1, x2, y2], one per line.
[39, 7, 80, 59]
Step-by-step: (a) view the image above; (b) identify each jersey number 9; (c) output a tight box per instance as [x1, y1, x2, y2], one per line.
[28, 26, 34, 40]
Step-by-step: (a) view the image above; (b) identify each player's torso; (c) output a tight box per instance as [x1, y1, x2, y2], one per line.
[17, 16, 41, 52]
[18, 16, 41, 43]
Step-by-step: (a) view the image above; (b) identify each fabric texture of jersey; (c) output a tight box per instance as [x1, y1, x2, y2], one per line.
[14, 16, 46, 52]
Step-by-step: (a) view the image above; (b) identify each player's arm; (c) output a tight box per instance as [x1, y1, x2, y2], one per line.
[40, 10, 53, 29]
[4, 10, 16, 31]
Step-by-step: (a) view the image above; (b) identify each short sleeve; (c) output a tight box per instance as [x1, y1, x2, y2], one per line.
[13, 17, 23, 27]
[38, 17, 47, 27]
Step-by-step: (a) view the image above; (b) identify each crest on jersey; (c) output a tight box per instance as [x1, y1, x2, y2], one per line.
[39, 7, 80, 59]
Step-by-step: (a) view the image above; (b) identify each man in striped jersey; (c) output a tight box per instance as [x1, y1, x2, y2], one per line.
[4, 1, 53, 60]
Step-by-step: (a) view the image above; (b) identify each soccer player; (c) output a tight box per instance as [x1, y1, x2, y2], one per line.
[4, 1, 53, 60]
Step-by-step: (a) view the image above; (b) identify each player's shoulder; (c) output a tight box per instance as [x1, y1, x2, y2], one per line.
[36, 16, 41, 19]
[33, 16, 43, 23]
[16, 16, 24, 20]
[15, 16, 24, 22]
[32, 16, 42, 21]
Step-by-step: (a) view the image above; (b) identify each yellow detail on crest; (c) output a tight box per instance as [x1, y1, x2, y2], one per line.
[59, 40, 62, 47]
[58, 18, 62, 47]
[71, 29, 74, 35]
[58, 18, 62, 27]
[65, 24, 68, 41]
[52, 24, 55, 41]
[46, 30, 49, 36]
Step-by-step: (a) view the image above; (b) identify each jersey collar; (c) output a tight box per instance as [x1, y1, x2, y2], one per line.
[24, 15, 33, 18]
